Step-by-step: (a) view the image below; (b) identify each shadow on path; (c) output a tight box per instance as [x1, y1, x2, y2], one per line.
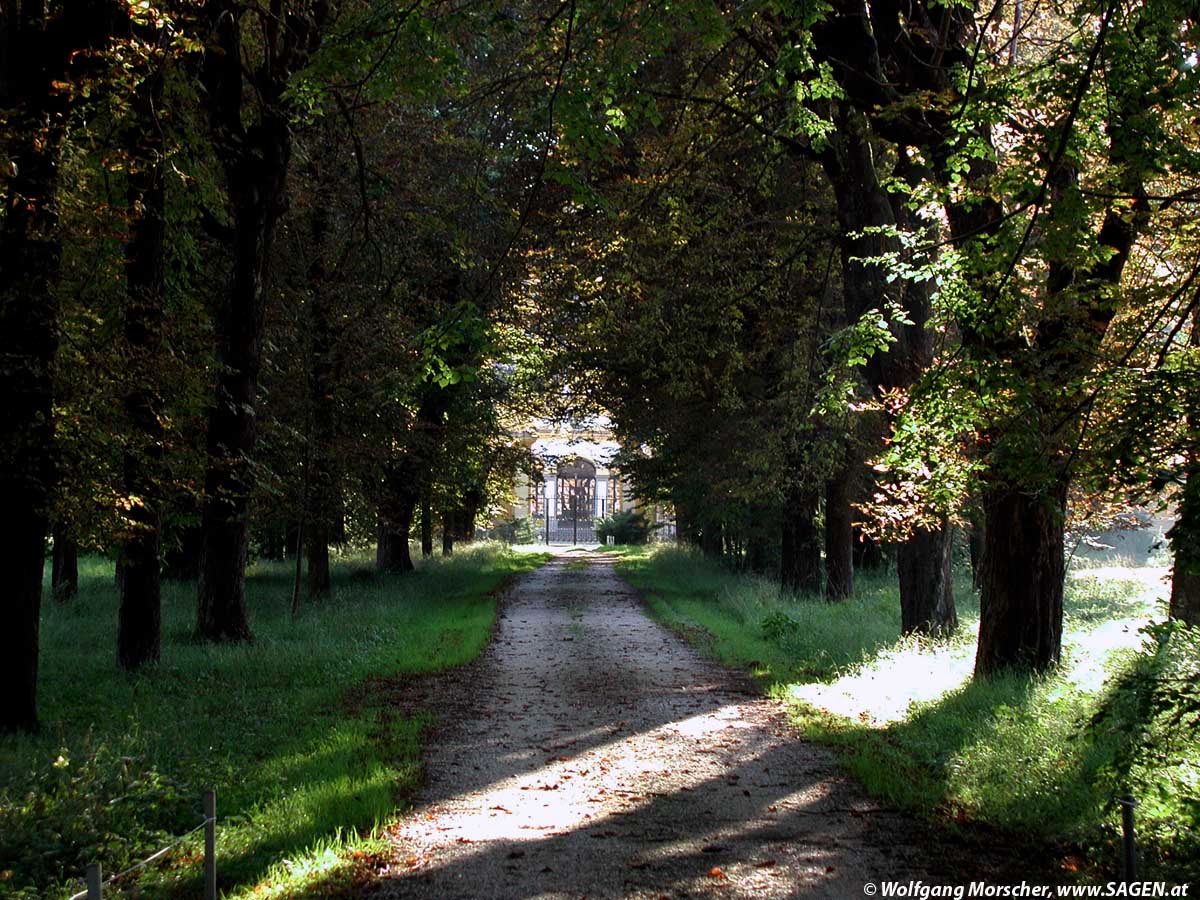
[364, 554, 1023, 899]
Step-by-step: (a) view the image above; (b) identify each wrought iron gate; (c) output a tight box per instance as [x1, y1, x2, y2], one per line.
[553, 458, 596, 543]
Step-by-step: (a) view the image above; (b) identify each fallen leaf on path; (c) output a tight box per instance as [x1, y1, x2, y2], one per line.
[709, 867, 727, 880]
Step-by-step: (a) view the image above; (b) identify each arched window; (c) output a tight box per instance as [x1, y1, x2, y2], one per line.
[557, 458, 596, 521]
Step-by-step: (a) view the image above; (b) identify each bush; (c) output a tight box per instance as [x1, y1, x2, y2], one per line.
[0, 736, 192, 896]
[1086, 620, 1200, 879]
[485, 517, 542, 544]
[595, 510, 654, 545]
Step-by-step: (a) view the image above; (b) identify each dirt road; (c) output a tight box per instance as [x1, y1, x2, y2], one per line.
[367, 553, 1012, 899]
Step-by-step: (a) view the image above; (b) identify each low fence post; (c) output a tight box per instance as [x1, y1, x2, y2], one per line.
[86, 863, 102, 900]
[204, 789, 217, 900]
[1120, 793, 1138, 882]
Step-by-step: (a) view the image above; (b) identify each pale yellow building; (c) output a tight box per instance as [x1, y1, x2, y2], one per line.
[511, 417, 638, 544]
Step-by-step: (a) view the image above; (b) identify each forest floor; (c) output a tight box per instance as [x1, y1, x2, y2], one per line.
[364, 553, 1038, 899]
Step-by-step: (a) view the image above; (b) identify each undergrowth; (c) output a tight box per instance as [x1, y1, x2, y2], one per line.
[617, 544, 1198, 884]
[0, 544, 548, 899]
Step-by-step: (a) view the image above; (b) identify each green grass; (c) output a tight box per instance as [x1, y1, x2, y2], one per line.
[618, 544, 979, 684]
[618, 544, 1198, 883]
[0, 544, 549, 899]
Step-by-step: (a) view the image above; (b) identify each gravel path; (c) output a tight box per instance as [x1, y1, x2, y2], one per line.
[367, 553, 1015, 899]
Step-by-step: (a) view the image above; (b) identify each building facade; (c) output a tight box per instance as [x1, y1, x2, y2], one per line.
[511, 418, 636, 544]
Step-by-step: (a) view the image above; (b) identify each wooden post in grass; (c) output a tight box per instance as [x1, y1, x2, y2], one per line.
[86, 863, 102, 899]
[1120, 793, 1138, 882]
[204, 790, 217, 900]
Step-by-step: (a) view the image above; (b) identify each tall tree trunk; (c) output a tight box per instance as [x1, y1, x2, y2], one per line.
[330, 486, 347, 545]
[975, 479, 1067, 675]
[853, 528, 888, 572]
[196, 0, 326, 641]
[0, 0, 128, 731]
[376, 520, 390, 566]
[1169, 452, 1200, 625]
[674, 504, 694, 546]
[51, 522, 78, 602]
[420, 499, 433, 558]
[1170, 541, 1200, 627]
[442, 512, 455, 557]
[968, 503, 985, 589]
[303, 152, 334, 600]
[746, 531, 770, 575]
[0, 15, 67, 733]
[378, 463, 418, 573]
[781, 487, 822, 595]
[972, 137, 1145, 671]
[375, 519, 404, 570]
[897, 519, 957, 635]
[824, 462, 855, 601]
[817, 106, 952, 618]
[377, 514, 414, 572]
[117, 60, 166, 670]
[446, 488, 481, 545]
[700, 521, 723, 560]
[1169, 309, 1199, 625]
[290, 517, 304, 616]
[306, 522, 331, 598]
[195, 108, 290, 641]
[812, 0, 1155, 676]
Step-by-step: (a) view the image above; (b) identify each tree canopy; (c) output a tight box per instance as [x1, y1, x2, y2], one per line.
[1, 0, 1198, 733]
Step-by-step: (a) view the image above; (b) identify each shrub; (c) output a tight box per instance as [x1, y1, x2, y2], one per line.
[1087, 620, 1200, 879]
[595, 510, 654, 545]
[0, 736, 192, 896]
[485, 517, 541, 544]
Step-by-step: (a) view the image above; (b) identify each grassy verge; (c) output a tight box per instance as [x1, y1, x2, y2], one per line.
[0, 544, 549, 899]
[616, 544, 1199, 883]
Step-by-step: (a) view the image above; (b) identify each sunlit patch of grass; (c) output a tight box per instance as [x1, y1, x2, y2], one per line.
[620, 545, 1195, 881]
[786, 629, 977, 725]
[589, 543, 652, 558]
[0, 543, 549, 899]
[1064, 563, 1170, 627]
[621, 545, 977, 687]
[228, 829, 390, 900]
